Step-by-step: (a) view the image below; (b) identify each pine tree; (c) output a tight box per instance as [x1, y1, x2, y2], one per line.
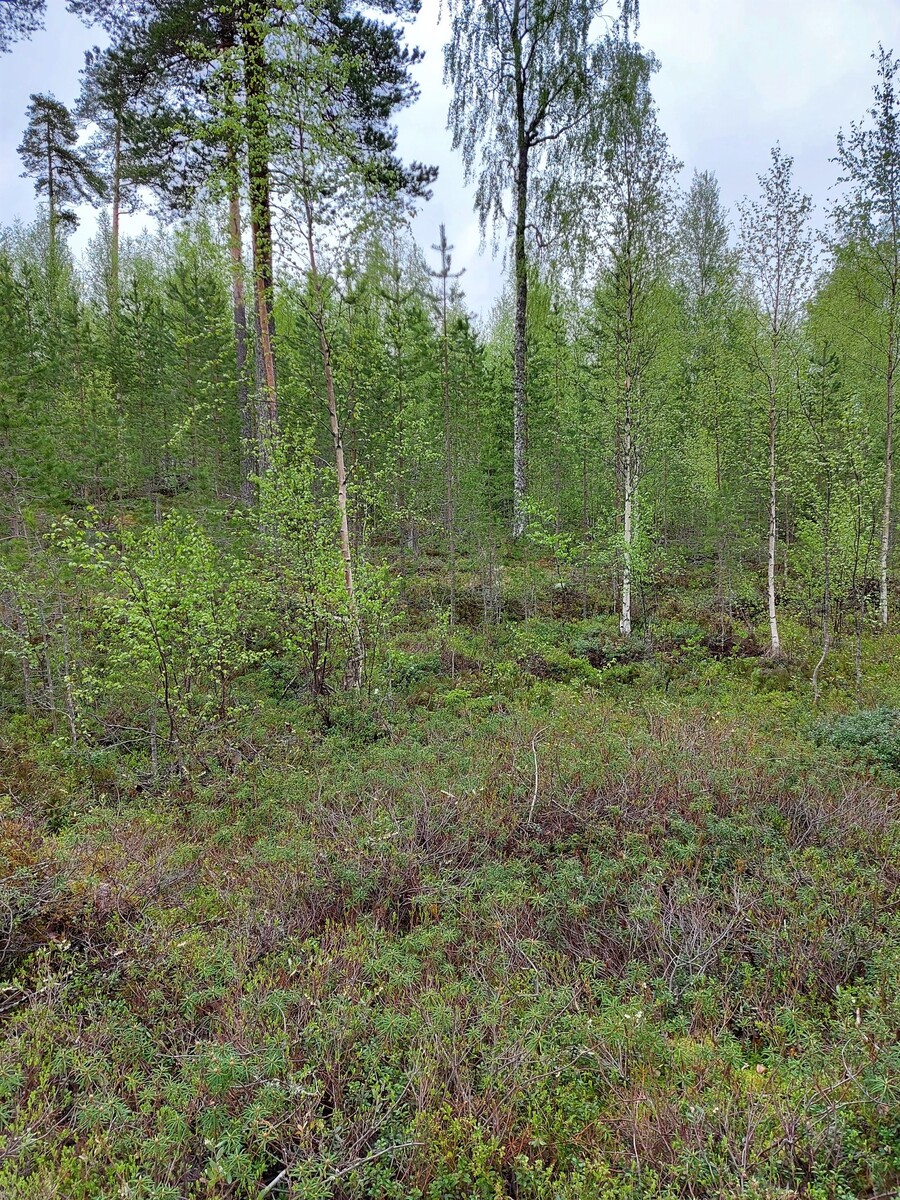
[76, 45, 161, 324]
[0, 0, 44, 52]
[17, 93, 105, 251]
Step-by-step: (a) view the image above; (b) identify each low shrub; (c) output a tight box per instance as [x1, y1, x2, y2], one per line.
[814, 706, 900, 772]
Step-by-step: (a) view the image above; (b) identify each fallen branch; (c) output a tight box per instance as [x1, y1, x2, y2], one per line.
[528, 728, 545, 823]
[259, 1141, 423, 1197]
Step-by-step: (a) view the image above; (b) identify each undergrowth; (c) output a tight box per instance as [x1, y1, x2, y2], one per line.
[1, 561, 899, 1198]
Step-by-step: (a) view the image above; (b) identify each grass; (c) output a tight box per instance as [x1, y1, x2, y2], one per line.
[1, 563, 899, 1198]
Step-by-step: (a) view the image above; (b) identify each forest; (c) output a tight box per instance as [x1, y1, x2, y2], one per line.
[0, 0, 899, 1195]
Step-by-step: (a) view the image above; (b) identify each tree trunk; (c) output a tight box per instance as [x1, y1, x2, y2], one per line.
[320, 324, 363, 689]
[300, 163, 363, 689]
[879, 327, 895, 626]
[45, 119, 58, 280]
[227, 171, 254, 502]
[767, 370, 781, 656]
[620, 381, 633, 637]
[440, 266, 457, 654]
[240, 1, 277, 468]
[811, 485, 832, 704]
[110, 121, 120, 321]
[108, 119, 122, 417]
[511, 25, 528, 539]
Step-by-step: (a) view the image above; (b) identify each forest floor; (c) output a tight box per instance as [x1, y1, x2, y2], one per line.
[1, 559, 899, 1199]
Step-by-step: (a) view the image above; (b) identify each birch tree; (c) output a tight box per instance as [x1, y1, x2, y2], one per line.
[739, 146, 815, 657]
[676, 170, 746, 616]
[591, 39, 678, 636]
[444, 0, 635, 538]
[832, 46, 900, 627]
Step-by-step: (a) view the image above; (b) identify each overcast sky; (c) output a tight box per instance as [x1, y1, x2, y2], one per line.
[1, 0, 898, 315]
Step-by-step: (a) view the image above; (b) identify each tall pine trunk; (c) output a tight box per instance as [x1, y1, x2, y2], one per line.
[240, 1, 277, 469]
[110, 121, 120, 322]
[108, 119, 122, 419]
[226, 168, 254, 502]
[45, 117, 58, 285]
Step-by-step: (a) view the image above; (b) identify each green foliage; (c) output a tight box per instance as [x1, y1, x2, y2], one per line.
[17, 93, 105, 233]
[1, 646, 900, 1195]
[61, 511, 257, 765]
[254, 434, 398, 695]
[814, 706, 900, 772]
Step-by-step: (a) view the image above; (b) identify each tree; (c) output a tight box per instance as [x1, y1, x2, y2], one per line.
[242, 0, 433, 467]
[833, 45, 900, 627]
[429, 224, 465, 629]
[590, 39, 679, 636]
[677, 170, 733, 306]
[809, 246, 887, 688]
[291, 132, 364, 687]
[676, 170, 747, 616]
[17, 93, 105, 251]
[739, 145, 815, 657]
[76, 45, 161, 324]
[0, 0, 43, 52]
[71, 0, 267, 488]
[74, 0, 433, 487]
[372, 233, 439, 552]
[444, 0, 635, 538]
[276, 12, 433, 687]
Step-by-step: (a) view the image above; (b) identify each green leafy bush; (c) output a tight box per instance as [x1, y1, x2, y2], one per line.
[253, 437, 397, 696]
[62, 511, 258, 770]
[814, 706, 900, 771]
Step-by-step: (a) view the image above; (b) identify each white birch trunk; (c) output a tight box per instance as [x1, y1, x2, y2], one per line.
[299, 156, 363, 689]
[620, 385, 633, 637]
[879, 336, 894, 627]
[767, 376, 781, 656]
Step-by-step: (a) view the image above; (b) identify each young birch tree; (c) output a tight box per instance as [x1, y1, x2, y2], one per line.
[676, 170, 744, 617]
[832, 46, 900, 627]
[739, 146, 814, 657]
[277, 15, 432, 688]
[444, 0, 635, 539]
[591, 39, 678, 636]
